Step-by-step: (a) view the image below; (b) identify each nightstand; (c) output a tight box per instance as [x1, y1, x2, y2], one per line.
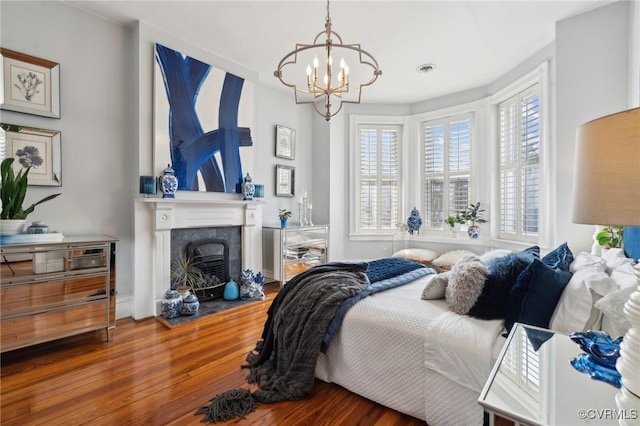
[479, 323, 633, 426]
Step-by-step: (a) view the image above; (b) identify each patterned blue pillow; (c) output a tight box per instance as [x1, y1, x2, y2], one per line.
[468, 246, 539, 320]
[542, 242, 574, 271]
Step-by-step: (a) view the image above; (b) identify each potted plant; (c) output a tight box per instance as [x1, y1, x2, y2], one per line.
[444, 214, 465, 237]
[0, 158, 61, 234]
[459, 202, 488, 239]
[278, 209, 292, 228]
[170, 253, 205, 298]
[595, 225, 623, 250]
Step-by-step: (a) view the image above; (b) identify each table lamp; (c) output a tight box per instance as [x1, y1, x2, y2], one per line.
[572, 107, 640, 414]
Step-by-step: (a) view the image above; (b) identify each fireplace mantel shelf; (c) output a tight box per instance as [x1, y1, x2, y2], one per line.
[137, 197, 264, 206]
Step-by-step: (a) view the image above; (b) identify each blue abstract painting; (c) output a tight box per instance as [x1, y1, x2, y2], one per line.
[154, 43, 253, 193]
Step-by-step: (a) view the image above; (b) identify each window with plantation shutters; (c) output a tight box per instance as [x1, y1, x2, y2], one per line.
[499, 84, 540, 241]
[422, 115, 472, 230]
[356, 124, 401, 233]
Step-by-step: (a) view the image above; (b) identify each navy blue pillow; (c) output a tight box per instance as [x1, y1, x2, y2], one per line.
[541, 242, 573, 272]
[505, 259, 573, 332]
[468, 246, 539, 320]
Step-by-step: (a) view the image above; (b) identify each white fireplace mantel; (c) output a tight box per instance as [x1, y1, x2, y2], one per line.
[134, 197, 263, 318]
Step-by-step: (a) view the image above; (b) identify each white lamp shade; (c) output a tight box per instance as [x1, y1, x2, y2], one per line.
[572, 108, 640, 226]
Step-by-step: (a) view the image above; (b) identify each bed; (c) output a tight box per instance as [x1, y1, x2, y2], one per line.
[313, 246, 638, 425]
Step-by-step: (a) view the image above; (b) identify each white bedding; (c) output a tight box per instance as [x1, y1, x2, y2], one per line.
[315, 274, 506, 425]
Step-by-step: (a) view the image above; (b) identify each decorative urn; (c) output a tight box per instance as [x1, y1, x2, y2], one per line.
[160, 289, 183, 319]
[406, 207, 423, 235]
[160, 164, 178, 198]
[241, 173, 255, 201]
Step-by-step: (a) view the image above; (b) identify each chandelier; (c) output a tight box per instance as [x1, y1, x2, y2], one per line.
[274, 0, 382, 121]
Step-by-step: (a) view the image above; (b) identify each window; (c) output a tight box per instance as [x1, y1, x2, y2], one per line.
[422, 114, 472, 231]
[498, 84, 540, 241]
[354, 123, 401, 234]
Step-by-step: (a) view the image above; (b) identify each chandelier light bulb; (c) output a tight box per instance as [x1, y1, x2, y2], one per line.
[306, 65, 312, 76]
[340, 58, 345, 69]
[344, 64, 349, 75]
[323, 73, 329, 85]
[313, 56, 319, 69]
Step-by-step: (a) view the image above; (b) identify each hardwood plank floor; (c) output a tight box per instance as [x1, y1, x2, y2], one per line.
[1, 283, 426, 425]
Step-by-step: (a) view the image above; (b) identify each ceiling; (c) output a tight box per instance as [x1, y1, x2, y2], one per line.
[67, 0, 612, 105]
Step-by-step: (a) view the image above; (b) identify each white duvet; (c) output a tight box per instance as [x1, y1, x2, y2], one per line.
[315, 274, 506, 425]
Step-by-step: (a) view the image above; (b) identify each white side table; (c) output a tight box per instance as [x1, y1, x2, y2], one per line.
[479, 323, 635, 426]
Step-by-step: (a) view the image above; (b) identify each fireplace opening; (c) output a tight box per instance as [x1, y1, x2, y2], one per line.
[185, 239, 228, 300]
[170, 226, 241, 300]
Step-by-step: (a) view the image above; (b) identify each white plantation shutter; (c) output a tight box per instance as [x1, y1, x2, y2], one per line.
[499, 84, 540, 241]
[423, 115, 472, 230]
[357, 125, 401, 233]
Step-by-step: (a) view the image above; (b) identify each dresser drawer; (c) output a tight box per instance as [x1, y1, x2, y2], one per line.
[1, 301, 108, 352]
[1, 274, 108, 319]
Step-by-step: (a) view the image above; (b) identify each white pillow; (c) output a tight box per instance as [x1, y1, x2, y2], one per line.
[479, 249, 511, 264]
[602, 248, 635, 274]
[432, 249, 476, 271]
[549, 267, 618, 333]
[421, 272, 449, 300]
[392, 248, 440, 264]
[570, 251, 607, 273]
[595, 285, 636, 336]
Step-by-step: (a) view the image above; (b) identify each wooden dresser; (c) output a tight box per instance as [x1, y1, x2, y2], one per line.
[0, 235, 117, 352]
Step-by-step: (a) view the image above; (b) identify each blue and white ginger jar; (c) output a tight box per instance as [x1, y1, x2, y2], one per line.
[180, 293, 200, 316]
[161, 289, 183, 319]
[241, 173, 255, 201]
[406, 207, 423, 235]
[160, 164, 178, 198]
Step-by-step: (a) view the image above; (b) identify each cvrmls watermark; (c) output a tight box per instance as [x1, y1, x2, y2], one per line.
[577, 409, 638, 420]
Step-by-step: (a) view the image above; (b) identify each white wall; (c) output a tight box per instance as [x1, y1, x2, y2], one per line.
[0, 1, 135, 317]
[555, 0, 631, 251]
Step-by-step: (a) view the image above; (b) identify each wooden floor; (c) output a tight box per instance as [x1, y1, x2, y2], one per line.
[1, 283, 426, 425]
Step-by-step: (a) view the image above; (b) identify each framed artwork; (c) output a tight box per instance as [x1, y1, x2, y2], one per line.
[1, 48, 61, 118]
[0, 123, 62, 186]
[154, 43, 254, 193]
[275, 165, 295, 197]
[275, 125, 295, 160]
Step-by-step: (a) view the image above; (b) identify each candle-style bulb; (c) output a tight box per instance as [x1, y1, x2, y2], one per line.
[313, 56, 319, 69]
[340, 58, 345, 69]
[306, 65, 312, 76]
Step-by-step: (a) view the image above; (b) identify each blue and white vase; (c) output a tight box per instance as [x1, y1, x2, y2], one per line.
[406, 207, 423, 235]
[160, 164, 178, 199]
[180, 293, 200, 315]
[468, 225, 480, 239]
[161, 289, 183, 319]
[27, 221, 49, 234]
[241, 173, 255, 201]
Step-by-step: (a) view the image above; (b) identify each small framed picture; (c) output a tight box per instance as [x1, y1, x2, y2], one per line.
[1, 48, 61, 118]
[0, 123, 62, 186]
[275, 125, 295, 160]
[275, 165, 295, 197]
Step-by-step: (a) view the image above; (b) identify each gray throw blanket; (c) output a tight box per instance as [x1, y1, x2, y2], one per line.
[245, 262, 369, 403]
[196, 262, 370, 422]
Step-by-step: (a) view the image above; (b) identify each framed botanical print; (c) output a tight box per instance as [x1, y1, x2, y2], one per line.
[0, 123, 62, 186]
[275, 125, 295, 160]
[275, 164, 295, 197]
[1, 48, 61, 118]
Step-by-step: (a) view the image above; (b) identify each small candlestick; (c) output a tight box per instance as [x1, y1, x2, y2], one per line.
[307, 204, 314, 226]
[298, 202, 305, 226]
